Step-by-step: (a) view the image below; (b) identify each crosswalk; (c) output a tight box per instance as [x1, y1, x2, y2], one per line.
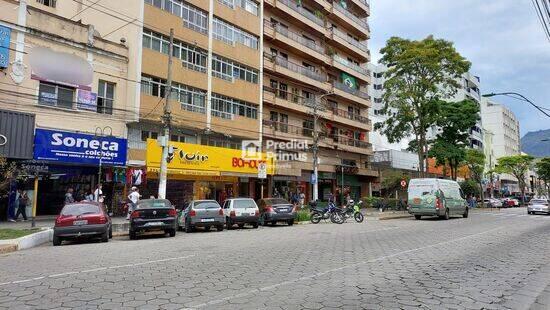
[482, 211, 550, 221]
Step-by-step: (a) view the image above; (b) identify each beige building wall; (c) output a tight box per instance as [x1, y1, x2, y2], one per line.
[0, 1, 131, 137]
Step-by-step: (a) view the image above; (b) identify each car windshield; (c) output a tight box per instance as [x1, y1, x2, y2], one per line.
[61, 204, 100, 216]
[233, 199, 256, 209]
[194, 201, 220, 209]
[530, 199, 548, 205]
[137, 199, 171, 209]
[408, 184, 435, 197]
[264, 198, 290, 205]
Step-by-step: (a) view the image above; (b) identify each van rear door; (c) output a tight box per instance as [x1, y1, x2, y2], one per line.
[408, 180, 437, 211]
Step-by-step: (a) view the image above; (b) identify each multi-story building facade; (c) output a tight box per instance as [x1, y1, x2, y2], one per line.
[0, 0, 132, 215]
[481, 97, 521, 193]
[454, 72, 484, 149]
[263, 0, 376, 200]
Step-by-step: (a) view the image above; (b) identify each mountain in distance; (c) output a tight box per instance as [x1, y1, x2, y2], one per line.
[521, 129, 550, 157]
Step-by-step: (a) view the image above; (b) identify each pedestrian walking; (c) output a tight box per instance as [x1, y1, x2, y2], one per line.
[6, 188, 17, 222]
[299, 190, 305, 209]
[127, 186, 141, 220]
[15, 189, 28, 221]
[94, 184, 104, 203]
[64, 188, 75, 205]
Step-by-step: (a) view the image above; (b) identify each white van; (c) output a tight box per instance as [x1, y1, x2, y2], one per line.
[407, 178, 469, 220]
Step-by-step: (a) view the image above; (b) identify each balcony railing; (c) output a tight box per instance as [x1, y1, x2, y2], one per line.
[267, 54, 327, 82]
[330, 107, 370, 124]
[332, 27, 369, 54]
[264, 119, 313, 137]
[264, 86, 317, 108]
[333, 55, 370, 77]
[266, 21, 326, 54]
[332, 80, 370, 100]
[331, 135, 371, 149]
[333, 2, 369, 31]
[277, 0, 325, 27]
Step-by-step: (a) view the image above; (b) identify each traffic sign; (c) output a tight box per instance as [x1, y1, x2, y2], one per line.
[258, 162, 267, 179]
[400, 179, 407, 188]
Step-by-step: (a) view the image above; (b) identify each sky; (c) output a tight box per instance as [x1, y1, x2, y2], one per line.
[369, 0, 550, 137]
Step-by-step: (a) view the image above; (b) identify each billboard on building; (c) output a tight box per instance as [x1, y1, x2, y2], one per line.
[33, 129, 127, 166]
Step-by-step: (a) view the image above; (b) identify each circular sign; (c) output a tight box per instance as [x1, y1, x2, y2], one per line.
[400, 179, 407, 188]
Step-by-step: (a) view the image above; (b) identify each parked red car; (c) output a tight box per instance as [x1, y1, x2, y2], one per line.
[53, 202, 112, 246]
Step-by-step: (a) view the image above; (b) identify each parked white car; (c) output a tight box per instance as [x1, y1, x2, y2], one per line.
[222, 198, 260, 229]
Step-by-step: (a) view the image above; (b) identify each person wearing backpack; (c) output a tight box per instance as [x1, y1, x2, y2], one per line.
[15, 189, 28, 221]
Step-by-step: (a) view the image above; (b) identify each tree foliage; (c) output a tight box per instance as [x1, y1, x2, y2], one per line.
[494, 155, 535, 203]
[375, 35, 471, 175]
[380, 170, 410, 198]
[465, 149, 486, 205]
[460, 179, 480, 198]
[535, 157, 550, 196]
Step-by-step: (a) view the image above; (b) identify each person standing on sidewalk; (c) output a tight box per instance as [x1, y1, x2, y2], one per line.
[64, 188, 75, 205]
[6, 188, 17, 222]
[14, 189, 28, 221]
[127, 186, 141, 220]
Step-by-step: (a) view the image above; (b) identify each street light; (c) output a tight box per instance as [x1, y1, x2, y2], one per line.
[482, 92, 550, 118]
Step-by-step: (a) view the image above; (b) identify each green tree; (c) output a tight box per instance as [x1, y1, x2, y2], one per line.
[375, 36, 471, 175]
[380, 170, 410, 198]
[465, 149, 486, 206]
[535, 157, 550, 197]
[460, 179, 480, 198]
[428, 100, 480, 180]
[494, 155, 535, 204]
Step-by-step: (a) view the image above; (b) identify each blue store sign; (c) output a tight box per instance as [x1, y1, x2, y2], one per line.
[33, 129, 127, 166]
[0, 25, 11, 68]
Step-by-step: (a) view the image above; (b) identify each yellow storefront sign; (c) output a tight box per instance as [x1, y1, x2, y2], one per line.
[146, 139, 275, 175]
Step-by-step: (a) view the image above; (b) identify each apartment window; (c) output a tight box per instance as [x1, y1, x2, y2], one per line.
[213, 18, 258, 49]
[303, 119, 313, 136]
[141, 75, 206, 114]
[374, 72, 383, 78]
[143, 29, 207, 73]
[280, 113, 288, 133]
[181, 1, 209, 34]
[374, 84, 383, 90]
[38, 82, 75, 109]
[211, 93, 257, 119]
[141, 75, 166, 97]
[278, 83, 288, 100]
[303, 62, 315, 71]
[218, 0, 235, 8]
[374, 98, 382, 104]
[141, 130, 159, 142]
[170, 134, 187, 142]
[97, 80, 115, 115]
[238, 0, 258, 15]
[36, 0, 56, 7]
[291, 87, 299, 103]
[212, 55, 258, 83]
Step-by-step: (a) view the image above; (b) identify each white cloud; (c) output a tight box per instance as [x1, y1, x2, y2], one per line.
[369, 0, 550, 136]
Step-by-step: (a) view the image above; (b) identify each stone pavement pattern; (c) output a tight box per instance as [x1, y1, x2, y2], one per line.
[0, 208, 549, 309]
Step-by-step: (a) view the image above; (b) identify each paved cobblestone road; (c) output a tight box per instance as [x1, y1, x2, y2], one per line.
[0, 208, 549, 310]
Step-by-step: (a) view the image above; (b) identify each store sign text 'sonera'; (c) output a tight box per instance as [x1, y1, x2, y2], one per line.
[146, 139, 275, 176]
[34, 129, 127, 166]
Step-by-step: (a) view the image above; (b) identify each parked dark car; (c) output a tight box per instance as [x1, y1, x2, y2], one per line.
[256, 198, 296, 226]
[129, 199, 177, 240]
[178, 200, 225, 232]
[53, 202, 112, 246]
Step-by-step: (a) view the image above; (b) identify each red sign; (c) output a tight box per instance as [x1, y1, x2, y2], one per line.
[400, 179, 407, 188]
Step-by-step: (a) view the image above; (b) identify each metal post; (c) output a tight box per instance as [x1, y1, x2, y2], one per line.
[312, 93, 332, 201]
[158, 28, 174, 199]
[31, 174, 38, 228]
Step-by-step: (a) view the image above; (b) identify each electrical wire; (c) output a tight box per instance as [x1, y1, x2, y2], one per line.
[532, 0, 550, 42]
[69, 0, 103, 21]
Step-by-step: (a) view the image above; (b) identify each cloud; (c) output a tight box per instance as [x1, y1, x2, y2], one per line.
[369, 0, 550, 136]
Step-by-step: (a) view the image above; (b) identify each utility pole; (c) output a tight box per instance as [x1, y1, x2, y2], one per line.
[312, 93, 332, 202]
[158, 28, 174, 199]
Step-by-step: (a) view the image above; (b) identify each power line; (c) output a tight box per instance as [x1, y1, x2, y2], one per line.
[532, 0, 550, 42]
[69, 0, 103, 20]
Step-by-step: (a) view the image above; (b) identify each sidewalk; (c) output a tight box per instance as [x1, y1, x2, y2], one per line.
[0, 216, 129, 232]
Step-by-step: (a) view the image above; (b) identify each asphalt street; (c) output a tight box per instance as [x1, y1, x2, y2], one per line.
[0, 208, 549, 310]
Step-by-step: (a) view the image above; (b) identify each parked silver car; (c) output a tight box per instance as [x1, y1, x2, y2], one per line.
[527, 199, 550, 215]
[178, 200, 225, 232]
[483, 198, 502, 208]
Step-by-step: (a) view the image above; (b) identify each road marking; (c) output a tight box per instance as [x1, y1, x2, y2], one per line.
[190, 226, 504, 308]
[0, 254, 195, 286]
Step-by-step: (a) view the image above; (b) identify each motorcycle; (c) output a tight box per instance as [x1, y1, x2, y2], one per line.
[342, 200, 364, 223]
[309, 201, 345, 224]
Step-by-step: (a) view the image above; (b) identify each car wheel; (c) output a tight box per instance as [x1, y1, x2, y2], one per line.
[129, 230, 137, 240]
[414, 215, 422, 220]
[101, 231, 109, 242]
[252, 222, 259, 229]
[287, 219, 294, 226]
[216, 224, 224, 231]
[52, 236, 62, 246]
[169, 229, 176, 237]
[108, 226, 113, 239]
[463, 208, 469, 218]
[238, 223, 245, 229]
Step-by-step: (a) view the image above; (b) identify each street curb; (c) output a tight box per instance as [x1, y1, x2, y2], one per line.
[377, 215, 413, 221]
[0, 228, 53, 252]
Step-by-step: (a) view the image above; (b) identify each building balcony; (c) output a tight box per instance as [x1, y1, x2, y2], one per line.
[330, 135, 372, 155]
[331, 2, 370, 38]
[265, 0, 328, 36]
[331, 82, 371, 108]
[329, 27, 369, 61]
[263, 86, 317, 115]
[264, 21, 330, 65]
[329, 107, 371, 130]
[350, 0, 370, 16]
[263, 119, 314, 142]
[331, 55, 370, 82]
[264, 54, 330, 91]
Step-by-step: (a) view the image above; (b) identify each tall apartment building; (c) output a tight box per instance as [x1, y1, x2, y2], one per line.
[263, 0, 375, 200]
[481, 97, 521, 193]
[454, 72, 484, 149]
